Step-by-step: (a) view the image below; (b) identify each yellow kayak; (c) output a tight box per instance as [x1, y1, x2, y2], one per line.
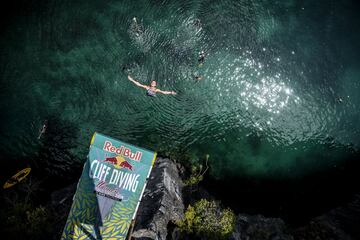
[3, 168, 31, 189]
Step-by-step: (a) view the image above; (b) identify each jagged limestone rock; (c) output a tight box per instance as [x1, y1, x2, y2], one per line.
[132, 157, 185, 240]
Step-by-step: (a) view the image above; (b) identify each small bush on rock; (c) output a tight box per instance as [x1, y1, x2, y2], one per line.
[184, 154, 209, 186]
[177, 199, 236, 239]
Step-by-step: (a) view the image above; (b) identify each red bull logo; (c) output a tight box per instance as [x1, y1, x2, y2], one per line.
[104, 156, 133, 171]
[119, 160, 133, 171]
[103, 141, 142, 162]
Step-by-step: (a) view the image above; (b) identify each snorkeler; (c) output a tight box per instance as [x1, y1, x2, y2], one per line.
[198, 50, 206, 66]
[38, 120, 48, 139]
[192, 73, 203, 81]
[132, 17, 144, 36]
[127, 75, 176, 96]
[192, 19, 201, 28]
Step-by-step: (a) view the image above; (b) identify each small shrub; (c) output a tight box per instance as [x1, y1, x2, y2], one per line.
[3, 203, 53, 239]
[26, 206, 52, 238]
[177, 199, 236, 239]
[184, 154, 209, 186]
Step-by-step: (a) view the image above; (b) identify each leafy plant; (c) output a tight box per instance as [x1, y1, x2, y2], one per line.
[26, 206, 52, 238]
[177, 199, 236, 239]
[2, 202, 53, 240]
[184, 154, 209, 186]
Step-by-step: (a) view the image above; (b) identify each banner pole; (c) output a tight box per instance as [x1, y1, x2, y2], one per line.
[126, 219, 136, 240]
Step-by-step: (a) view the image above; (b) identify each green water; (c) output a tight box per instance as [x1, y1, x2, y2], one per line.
[0, 0, 359, 184]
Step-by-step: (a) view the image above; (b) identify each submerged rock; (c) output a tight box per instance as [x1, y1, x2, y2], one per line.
[132, 157, 185, 240]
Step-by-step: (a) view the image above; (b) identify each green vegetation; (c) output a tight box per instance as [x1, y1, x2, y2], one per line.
[177, 199, 236, 239]
[26, 206, 52, 238]
[0, 178, 55, 240]
[2, 202, 53, 240]
[184, 154, 209, 186]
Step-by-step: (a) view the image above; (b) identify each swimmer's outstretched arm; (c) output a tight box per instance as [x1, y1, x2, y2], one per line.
[128, 75, 149, 89]
[156, 89, 177, 95]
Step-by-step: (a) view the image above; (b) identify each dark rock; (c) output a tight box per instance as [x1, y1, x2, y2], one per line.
[230, 214, 294, 240]
[132, 157, 185, 240]
[228, 194, 360, 240]
[51, 182, 77, 207]
[292, 194, 360, 240]
[50, 183, 78, 239]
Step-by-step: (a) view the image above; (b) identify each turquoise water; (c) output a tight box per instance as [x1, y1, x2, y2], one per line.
[0, 0, 359, 185]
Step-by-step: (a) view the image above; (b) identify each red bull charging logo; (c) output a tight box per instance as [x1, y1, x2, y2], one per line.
[104, 156, 133, 171]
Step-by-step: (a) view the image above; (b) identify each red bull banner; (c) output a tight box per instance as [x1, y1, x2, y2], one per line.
[62, 132, 156, 239]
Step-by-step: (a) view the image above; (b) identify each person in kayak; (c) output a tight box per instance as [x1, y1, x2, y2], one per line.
[128, 75, 177, 96]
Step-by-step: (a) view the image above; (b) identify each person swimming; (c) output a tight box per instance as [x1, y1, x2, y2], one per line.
[38, 120, 48, 139]
[192, 18, 201, 28]
[198, 50, 206, 66]
[336, 96, 343, 103]
[128, 75, 176, 96]
[132, 17, 144, 37]
[192, 72, 203, 81]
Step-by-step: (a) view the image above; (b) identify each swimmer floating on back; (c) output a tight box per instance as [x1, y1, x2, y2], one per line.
[128, 75, 176, 97]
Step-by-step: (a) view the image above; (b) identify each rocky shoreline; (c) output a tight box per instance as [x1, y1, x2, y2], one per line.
[51, 157, 360, 240]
